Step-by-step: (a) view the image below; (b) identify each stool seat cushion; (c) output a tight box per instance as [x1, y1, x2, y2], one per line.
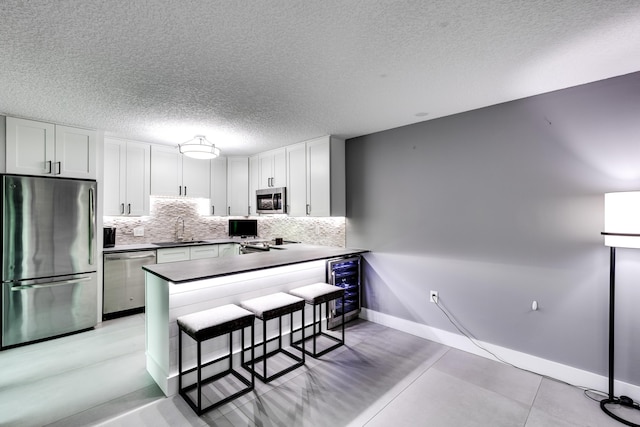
[177, 304, 255, 341]
[240, 292, 305, 320]
[289, 283, 344, 305]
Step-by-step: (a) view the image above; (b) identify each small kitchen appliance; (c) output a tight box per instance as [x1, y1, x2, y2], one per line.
[256, 187, 286, 214]
[103, 227, 116, 248]
[326, 256, 361, 329]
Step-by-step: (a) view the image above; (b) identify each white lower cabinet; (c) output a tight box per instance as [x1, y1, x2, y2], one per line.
[189, 245, 219, 259]
[156, 247, 190, 263]
[219, 243, 239, 256]
[156, 244, 236, 263]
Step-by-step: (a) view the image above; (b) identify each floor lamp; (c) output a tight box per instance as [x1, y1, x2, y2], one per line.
[601, 191, 640, 427]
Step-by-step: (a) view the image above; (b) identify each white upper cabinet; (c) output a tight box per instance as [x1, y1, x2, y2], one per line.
[226, 156, 249, 216]
[285, 136, 345, 217]
[209, 157, 227, 216]
[104, 138, 150, 216]
[306, 136, 345, 217]
[286, 142, 307, 217]
[150, 145, 210, 198]
[6, 117, 96, 179]
[248, 155, 259, 215]
[258, 148, 286, 188]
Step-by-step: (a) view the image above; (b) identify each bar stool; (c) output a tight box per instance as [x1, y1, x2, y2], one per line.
[177, 304, 255, 415]
[240, 292, 306, 382]
[289, 282, 345, 358]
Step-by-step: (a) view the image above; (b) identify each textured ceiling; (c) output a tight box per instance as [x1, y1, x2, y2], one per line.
[1, 0, 639, 156]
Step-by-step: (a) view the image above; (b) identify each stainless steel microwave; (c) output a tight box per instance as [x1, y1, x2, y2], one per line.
[256, 187, 286, 214]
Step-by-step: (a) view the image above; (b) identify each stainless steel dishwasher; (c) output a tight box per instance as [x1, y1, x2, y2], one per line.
[103, 251, 156, 319]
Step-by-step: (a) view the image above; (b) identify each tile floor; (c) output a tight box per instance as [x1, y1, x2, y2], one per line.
[1, 314, 638, 427]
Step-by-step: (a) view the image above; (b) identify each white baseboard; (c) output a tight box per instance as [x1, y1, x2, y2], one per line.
[360, 308, 640, 401]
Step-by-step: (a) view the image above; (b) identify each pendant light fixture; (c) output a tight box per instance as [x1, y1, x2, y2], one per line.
[179, 135, 221, 159]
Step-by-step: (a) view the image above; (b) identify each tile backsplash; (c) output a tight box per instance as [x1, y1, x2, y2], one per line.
[104, 197, 346, 247]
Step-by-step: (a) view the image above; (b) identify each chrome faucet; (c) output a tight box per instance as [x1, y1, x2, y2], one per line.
[175, 217, 185, 241]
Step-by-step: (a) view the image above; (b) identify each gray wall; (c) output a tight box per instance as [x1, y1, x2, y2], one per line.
[346, 72, 640, 385]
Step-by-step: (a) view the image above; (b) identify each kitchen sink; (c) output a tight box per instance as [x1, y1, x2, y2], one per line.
[152, 240, 208, 247]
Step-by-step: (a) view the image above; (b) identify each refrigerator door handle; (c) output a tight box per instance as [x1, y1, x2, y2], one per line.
[10, 276, 93, 291]
[89, 187, 96, 265]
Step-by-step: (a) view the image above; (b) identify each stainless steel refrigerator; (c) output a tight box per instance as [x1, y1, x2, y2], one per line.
[1, 174, 98, 349]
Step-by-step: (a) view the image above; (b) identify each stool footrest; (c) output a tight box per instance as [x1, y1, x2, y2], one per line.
[180, 369, 253, 415]
[242, 348, 305, 382]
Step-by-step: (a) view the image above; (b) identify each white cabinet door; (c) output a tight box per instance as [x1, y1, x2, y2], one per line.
[103, 138, 126, 216]
[227, 157, 249, 216]
[182, 156, 210, 198]
[286, 142, 307, 217]
[190, 245, 219, 259]
[258, 148, 286, 188]
[6, 117, 95, 178]
[151, 145, 182, 196]
[305, 136, 345, 217]
[125, 141, 151, 216]
[54, 125, 96, 179]
[249, 155, 259, 215]
[306, 138, 331, 217]
[151, 145, 210, 198]
[104, 139, 150, 216]
[210, 157, 227, 216]
[258, 154, 272, 189]
[218, 243, 239, 257]
[272, 148, 287, 187]
[156, 247, 190, 263]
[6, 117, 55, 175]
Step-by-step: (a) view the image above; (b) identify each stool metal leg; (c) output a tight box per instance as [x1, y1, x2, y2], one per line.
[178, 329, 183, 394]
[196, 338, 202, 413]
[263, 318, 267, 380]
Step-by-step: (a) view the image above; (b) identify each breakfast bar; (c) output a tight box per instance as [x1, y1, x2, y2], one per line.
[143, 244, 367, 396]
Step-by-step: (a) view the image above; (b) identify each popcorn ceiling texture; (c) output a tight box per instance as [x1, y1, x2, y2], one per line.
[2, 1, 639, 156]
[105, 197, 345, 247]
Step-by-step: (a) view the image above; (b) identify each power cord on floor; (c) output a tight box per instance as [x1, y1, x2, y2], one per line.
[432, 296, 611, 404]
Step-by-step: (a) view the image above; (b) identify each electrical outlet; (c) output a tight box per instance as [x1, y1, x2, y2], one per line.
[430, 290, 438, 304]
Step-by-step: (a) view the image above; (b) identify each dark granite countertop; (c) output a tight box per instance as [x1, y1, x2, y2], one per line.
[102, 238, 269, 254]
[142, 244, 367, 284]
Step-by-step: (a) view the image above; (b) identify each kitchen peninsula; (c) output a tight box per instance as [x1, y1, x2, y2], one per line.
[143, 244, 367, 396]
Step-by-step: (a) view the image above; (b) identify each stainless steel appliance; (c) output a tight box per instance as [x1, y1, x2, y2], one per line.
[327, 256, 361, 329]
[1, 174, 98, 349]
[256, 187, 286, 214]
[103, 250, 156, 319]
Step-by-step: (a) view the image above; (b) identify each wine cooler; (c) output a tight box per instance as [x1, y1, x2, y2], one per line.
[327, 256, 361, 329]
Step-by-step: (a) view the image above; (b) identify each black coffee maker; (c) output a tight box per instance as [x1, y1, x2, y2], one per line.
[103, 227, 116, 248]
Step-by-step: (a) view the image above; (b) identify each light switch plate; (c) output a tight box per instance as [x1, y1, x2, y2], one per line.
[133, 226, 144, 237]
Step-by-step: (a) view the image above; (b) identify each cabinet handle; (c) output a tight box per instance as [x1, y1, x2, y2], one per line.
[184, 186, 187, 196]
[179, 186, 182, 196]
[55, 162, 61, 175]
[45, 161, 52, 174]
[120, 203, 125, 215]
[228, 206, 231, 215]
[306, 204, 310, 215]
[211, 205, 214, 215]
[127, 203, 131, 214]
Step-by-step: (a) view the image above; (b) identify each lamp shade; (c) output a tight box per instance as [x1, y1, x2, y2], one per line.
[179, 135, 221, 159]
[604, 191, 640, 248]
